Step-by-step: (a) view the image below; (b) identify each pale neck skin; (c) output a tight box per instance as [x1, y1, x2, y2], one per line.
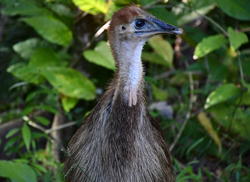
[113, 38, 146, 107]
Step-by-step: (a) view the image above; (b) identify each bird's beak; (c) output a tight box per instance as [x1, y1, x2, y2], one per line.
[149, 18, 182, 35]
[135, 17, 182, 37]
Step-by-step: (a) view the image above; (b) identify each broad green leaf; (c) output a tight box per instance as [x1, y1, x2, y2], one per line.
[7, 63, 45, 84]
[0, 160, 37, 182]
[148, 36, 173, 67]
[208, 104, 250, 140]
[22, 16, 72, 46]
[174, 0, 215, 26]
[22, 124, 31, 151]
[205, 83, 241, 109]
[72, 0, 107, 14]
[2, 0, 48, 16]
[83, 41, 115, 70]
[6, 128, 20, 139]
[13, 38, 48, 60]
[228, 27, 249, 50]
[34, 116, 50, 126]
[193, 35, 227, 59]
[197, 112, 221, 152]
[214, 0, 250, 20]
[148, 8, 177, 26]
[42, 67, 96, 100]
[142, 52, 169, 66]
[61, 95, 79, 112]
[152, 84, 168, 101]
[29, 48, 65, 68]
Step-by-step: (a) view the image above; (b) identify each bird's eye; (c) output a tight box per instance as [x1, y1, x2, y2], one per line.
[135, 19, 145, 29]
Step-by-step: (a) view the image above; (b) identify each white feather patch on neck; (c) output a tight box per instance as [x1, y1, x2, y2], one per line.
[117, 40, 145, 107]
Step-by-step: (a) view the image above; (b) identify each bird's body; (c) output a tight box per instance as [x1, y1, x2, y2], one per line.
[63, 5, 181, 182]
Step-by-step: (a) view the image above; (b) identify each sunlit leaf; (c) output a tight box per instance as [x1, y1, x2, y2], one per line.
[72, 0, 107, 14]
[214, 0, 250, 20]
[148, 36, 173, 67]
[61, 95, 79, 112]
[83, 41, 115, 70]
[197, 112, 221, 152]
[0, 160, 37, 182]
[42, 67, 96, 100]
[22, 16, 72, 46]
[205, 83, 241, 109]
[228, 27, 249, 50]
[22, 124, 31, 152]
[193, 35, 227, 59]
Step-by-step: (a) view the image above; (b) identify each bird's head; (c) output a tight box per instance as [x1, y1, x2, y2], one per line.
[108, 5, 181, 42]
[108, 5, 181, 62]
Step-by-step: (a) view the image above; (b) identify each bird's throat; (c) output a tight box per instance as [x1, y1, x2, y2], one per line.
[115, 40, 145, 107]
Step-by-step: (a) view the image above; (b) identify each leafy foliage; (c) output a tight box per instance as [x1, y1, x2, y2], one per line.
[0, 0, 250, 181]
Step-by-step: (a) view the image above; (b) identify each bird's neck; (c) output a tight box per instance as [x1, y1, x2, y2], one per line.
[113, 40, 145, 107]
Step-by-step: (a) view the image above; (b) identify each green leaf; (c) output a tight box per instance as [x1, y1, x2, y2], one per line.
[142, 52, 169, 66]
[34, 116, 50, 126]
[2, 0, 48, 16]
[187, 138, 204, 154]
[0, 160, 37, 182]
[6, 128, 20, 139]
[61, 96, 79, 112]
[214, 0, 250, 20]
[105, 1, 122, 20]
[205, 83, 241, 109]
[83, 41, 115, 70]
[193, 34, 227, 59]
[148, 8, 177, 26]
[175, 0, 215, 26]
[228, 27, 249, 50]
[22, 16, 72, 46]
[22, 124, 31, 152]
[148, 36, 173, 67]
[152, 84, 168, 101]
[208, 105, 250, 140]
[36, 105, 58, 114]
[72, 0, 107, 14]
[13, 38, 48, 60]
[29, 48, 64, 68]
[42, 67, 96, 100]
[7, 63, 45, 84]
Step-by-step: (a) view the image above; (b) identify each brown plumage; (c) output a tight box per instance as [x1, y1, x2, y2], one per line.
[63, 5, 181, 182]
